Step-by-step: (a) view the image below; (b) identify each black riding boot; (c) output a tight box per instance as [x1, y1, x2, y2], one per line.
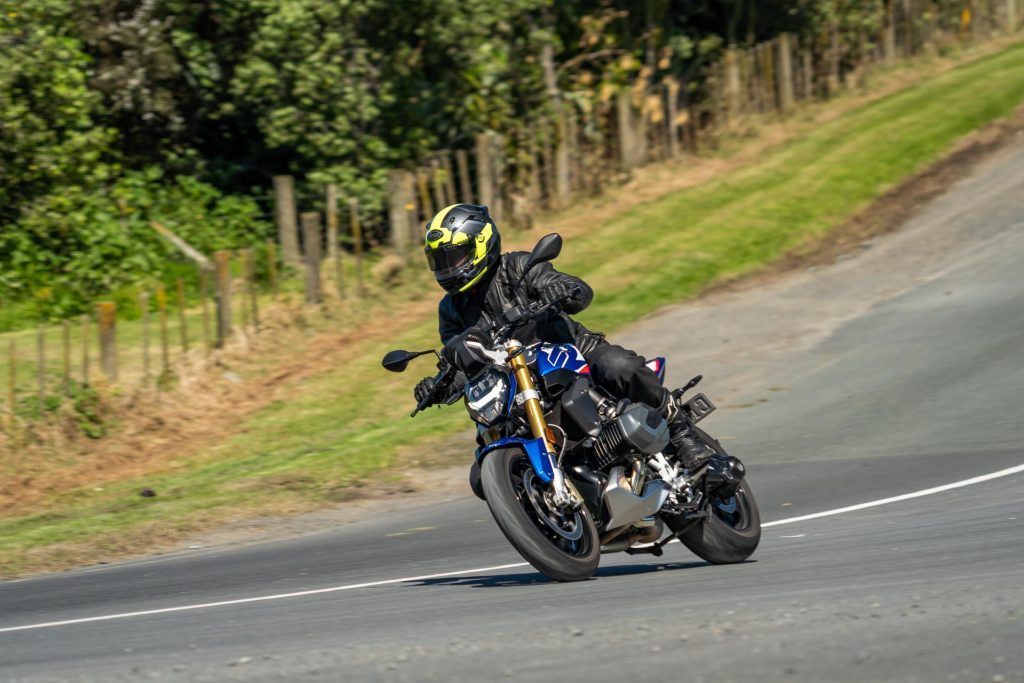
[662, 393, 713, 471]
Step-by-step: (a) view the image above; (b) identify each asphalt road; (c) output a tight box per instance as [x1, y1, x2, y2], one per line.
[2, 140, 1024, 682]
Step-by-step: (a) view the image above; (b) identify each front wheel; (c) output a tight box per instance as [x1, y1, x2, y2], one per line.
[669, 479, 761, 564]
[480, 448, 600, 582]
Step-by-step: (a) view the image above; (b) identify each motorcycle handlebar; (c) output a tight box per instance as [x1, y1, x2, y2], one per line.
[410, 287, 578, 417]
[491, 298, 561, 340]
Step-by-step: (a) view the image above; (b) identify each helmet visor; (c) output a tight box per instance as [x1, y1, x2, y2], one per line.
[425, 242, 475, 278]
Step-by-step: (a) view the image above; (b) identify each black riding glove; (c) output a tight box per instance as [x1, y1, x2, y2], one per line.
[413, 376, 436, 405]
[541, 281, 579, 310]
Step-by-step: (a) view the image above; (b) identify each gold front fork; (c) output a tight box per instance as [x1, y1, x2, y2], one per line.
[507, 341, 581, 508]
[507, 341, 555, 455]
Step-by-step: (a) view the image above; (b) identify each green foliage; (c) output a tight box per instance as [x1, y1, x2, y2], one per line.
[1, 170, 270, 318]
[0, 0, 995, 327]
[0, 1, 119, 226]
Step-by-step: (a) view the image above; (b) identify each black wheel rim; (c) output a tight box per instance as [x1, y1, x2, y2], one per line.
[507, 453, 593, 558]
[710, 485, 753, 532]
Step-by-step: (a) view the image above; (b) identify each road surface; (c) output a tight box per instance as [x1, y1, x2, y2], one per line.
[2, 139, 1023, 682]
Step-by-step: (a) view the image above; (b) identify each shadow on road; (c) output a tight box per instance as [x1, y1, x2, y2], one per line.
[406, 560, 711, 588]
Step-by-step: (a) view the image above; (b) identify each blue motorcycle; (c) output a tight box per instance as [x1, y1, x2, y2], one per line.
[383, 234, 760, 582]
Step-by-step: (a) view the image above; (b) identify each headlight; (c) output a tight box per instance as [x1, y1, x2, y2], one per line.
[464, 368, 511, 426]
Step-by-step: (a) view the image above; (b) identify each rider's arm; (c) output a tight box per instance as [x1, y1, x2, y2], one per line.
[438, 295, 463, 345]
[524, 261, 594, 315]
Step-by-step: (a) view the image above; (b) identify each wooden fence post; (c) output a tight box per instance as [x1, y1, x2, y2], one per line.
[725, 48, 741, 123]
[440, 152, 457, 206]
[665, 78, 680, 157]
[213, 251, 232, 348]
[777, 33, 795, 113]
[829, 19, 841, 95]
[801, 50, 814, 99]
[36, 323, 45, 408]
[325, 184, 339, 260]
[525, 126, 541, 210]
[176, 278, 189, 352]
[764, 40, 778, 112]
[238, 254, 249, 330]
[430, 158, 447, 212]
[455, 149, 473, 202]
[157, 285, 169, 377]
[7, 340, 15, 424]
[242, 249, 259, 330]
[884, 0, 897, 63]
[475, 133, 495, 211]
[273, 175, 301, 265]
[199, 269, 211, 357]
[350, 199, 365, 297]
[81, 314, 90, 385]
[387, 169, 415, 255]
[566, 111, 582, 192]
[1009, 0, 1017, 33]
[265, 241, 278, 300]
[301, 212, 323, 304]
[540, 124, 555, 208]
[97, 302, 117, 381]
[616, 90, 637, 171]
[416, 168, 435, 222]
[62, 319, 70, 397]
[140, 291, 151, 384]
[554, 110, 571, 208]
[490, 132, 506, 221]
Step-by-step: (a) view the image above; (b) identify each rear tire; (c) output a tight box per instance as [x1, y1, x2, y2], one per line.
[671, 479, 761, 564]
[481, 448, 599, 582]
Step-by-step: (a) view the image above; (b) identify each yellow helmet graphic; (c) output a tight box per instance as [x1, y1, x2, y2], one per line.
[424, 204, 501, 293]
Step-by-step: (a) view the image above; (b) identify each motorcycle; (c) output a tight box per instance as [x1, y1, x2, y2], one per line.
[382, 233, 760, 582]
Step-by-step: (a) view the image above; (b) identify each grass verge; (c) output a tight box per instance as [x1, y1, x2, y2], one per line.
[3, 40, 1024, 576]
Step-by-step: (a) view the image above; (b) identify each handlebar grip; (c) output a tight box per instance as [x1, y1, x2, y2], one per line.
[411, 394, 431, 418]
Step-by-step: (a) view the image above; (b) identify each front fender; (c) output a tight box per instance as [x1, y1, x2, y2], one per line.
[476, 437, 555, 484]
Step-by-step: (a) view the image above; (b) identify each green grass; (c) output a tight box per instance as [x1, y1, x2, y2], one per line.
[3, 40, 1024, 575]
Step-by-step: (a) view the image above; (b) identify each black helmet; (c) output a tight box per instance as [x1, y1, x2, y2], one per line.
[423, 203, 501, 294]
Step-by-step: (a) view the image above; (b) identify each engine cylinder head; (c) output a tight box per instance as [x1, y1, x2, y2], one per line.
[590, 403, 670, 470]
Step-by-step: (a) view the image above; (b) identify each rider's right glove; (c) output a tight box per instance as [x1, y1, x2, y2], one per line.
[413, 376, 436, 405]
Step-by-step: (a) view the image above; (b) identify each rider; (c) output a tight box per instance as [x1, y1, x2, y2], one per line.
[414, 203, 712, 470]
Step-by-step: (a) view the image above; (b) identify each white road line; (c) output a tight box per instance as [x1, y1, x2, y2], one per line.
[0, 563, 531, 635]
[760, 463, 1024, 528]
[1, 462, 1021, 635]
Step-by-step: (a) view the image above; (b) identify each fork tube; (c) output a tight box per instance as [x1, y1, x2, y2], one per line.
[508, 342, 555, 454]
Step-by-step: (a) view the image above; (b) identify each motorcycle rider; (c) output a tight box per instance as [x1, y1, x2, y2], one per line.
[414, 203, 712, 470]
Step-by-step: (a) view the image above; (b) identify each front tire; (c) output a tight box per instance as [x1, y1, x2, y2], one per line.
[481, 448, 600, 582]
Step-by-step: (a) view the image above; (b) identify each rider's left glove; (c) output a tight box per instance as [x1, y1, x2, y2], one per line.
[413, 376, 436, 405]
[541, 281, 574, 309]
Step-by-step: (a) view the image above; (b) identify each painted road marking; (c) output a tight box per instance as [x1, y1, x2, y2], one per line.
[759, 463, 1024, 528]
[1, 462, 1022, 635]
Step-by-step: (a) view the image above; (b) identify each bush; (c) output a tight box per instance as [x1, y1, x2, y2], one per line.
[0, 168, 272, 321]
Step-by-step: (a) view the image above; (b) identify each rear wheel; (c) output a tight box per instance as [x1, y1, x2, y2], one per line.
[670, 479, 761, 564]
[481, 448, 599, 582]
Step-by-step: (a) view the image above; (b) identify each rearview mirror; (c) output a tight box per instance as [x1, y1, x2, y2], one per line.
[382, 349, 438, 372]
[382, 350, 413, 372]
[525, 233, 562, 270]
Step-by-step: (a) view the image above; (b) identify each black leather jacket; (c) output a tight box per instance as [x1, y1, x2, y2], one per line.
[438, 251, 603, 355]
